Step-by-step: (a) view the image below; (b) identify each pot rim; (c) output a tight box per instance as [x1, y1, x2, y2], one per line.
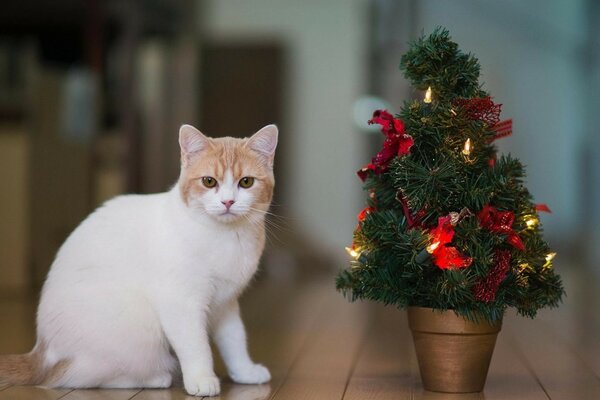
[407, 306, 502, 334]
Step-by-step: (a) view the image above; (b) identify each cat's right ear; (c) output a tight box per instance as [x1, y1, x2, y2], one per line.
[179, 124, 209, 166]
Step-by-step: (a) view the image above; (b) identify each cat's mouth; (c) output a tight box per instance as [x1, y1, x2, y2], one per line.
[214, 209, 244, 222]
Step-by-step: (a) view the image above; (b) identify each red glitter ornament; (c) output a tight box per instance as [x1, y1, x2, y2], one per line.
[453, 96, 502, 127]
[473, 250, 512, 303]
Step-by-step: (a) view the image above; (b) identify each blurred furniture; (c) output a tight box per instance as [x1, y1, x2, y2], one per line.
[0, 0, 198, 291]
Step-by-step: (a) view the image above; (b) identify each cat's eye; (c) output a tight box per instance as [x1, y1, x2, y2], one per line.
[201, 176, 217, 188]
[239, 177, 255, 189]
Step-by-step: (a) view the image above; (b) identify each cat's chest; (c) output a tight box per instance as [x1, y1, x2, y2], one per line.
[204, 230, 262, 303]
[189, 227, 262, 281]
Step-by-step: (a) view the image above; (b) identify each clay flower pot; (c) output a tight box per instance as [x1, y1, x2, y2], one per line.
[407, 306, 502, 393]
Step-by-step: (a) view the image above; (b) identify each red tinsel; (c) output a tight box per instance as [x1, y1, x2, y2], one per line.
[428, 216, 473, 270]
[477, 205, 525, 251]
[473, 250, 512, 303]
[453, 96, 502, 127]
[357, 110, 413, 181]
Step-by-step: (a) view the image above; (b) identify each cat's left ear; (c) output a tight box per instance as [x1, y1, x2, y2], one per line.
[247, 124, 278, 168]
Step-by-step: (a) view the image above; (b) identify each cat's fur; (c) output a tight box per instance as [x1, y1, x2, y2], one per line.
[0, 124, 278, 397]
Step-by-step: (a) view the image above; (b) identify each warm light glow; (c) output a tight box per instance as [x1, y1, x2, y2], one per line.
[450, 108, 457, 116]
[545, 252, 556, 263]
[462, 138, 472, 156]
[427, 241, 440, 253]
[345, 246, 360, 259]
[424, 86, 432, 103]
[526, 217, 538, 228]
[543, 252, 557, 268]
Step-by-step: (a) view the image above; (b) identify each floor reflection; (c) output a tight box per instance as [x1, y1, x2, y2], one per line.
[413, 389, 484, 400]
[219, 383, 272, 400]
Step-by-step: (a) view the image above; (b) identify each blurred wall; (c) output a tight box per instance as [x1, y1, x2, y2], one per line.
[405, 0, 590, 252]
[200, 0, 369, 259]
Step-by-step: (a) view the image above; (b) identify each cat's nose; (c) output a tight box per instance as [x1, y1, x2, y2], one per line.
[222, 200, 235, 210]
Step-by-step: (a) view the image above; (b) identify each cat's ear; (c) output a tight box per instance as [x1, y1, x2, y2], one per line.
[247, 124, 278, 168]
[179, 124, 209, 165]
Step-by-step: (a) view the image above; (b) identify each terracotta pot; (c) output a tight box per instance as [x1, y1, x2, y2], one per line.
[407, 306, 502, 393]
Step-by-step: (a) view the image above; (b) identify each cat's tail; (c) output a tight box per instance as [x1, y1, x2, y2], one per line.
[0, 352, 44, 385]
[0, 343, 70, 386]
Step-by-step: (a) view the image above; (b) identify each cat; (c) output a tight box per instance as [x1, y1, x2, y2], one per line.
[0, 124, 278, 397]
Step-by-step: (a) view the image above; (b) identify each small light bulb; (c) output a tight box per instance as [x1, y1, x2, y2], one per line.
[424, 86, 432, 104]
[543, 252, 557, 269]
[450, 108, 457, 116]
[427, 241, 440, 253]
[526, 218, 538, 228]
[462, 138, 472, 156]
[345, 246, 360, 259]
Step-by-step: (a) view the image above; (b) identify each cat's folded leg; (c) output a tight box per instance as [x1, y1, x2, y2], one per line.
[157, 298, 220, 397]
[211, 300, 271, 385]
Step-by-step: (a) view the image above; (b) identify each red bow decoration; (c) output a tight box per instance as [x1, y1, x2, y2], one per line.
[488, 119, 512, 143]
[535, 204, 551, 213]
[477, 205, 525, 251]
[428, 215, 473, 270]
[357, 110, 413, 181]
[473, 250, 512, 303]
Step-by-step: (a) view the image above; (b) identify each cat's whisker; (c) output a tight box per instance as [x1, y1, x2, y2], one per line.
[241, 214, 283, 246]
[247, 206, 293, 221]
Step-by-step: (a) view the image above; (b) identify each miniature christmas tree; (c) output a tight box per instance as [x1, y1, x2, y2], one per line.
[337, 28, 564, 323]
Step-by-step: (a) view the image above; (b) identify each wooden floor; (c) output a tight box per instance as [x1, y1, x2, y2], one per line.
[0, 266, 599, 400]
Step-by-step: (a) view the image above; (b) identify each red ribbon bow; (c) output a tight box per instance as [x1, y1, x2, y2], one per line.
[428, 216, 473, 270]
[477, 205, 525, 250]
[357, 110, 413, 181]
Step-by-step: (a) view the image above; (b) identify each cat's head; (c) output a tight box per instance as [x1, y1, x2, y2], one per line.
[178, 124, 278, 224]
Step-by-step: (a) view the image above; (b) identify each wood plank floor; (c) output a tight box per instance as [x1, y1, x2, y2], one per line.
[0, 266, 598, 399]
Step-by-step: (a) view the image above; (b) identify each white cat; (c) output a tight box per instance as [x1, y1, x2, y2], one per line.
[0, 124, 278, 397]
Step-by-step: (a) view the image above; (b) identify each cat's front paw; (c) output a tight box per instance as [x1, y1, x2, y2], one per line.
[184, 375, 221, 397]
[230, 363, 271, 385]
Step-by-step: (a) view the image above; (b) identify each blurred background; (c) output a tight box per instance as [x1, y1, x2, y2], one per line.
[1, 0, 599, 294]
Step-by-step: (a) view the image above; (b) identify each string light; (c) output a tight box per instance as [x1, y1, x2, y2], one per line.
[424, 86, 432, 103]
[450, 108, 457, 116]
[543, 252, 557, 268]
[525, 217, 538, 228]
[427, 241, 440, 253]
[345, 246, 360, 259]
[462, 138, 472, 156]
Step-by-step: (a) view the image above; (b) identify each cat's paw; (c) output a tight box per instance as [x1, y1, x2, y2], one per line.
[184, 375, 221, 397]
[230, 363, 271, 385]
